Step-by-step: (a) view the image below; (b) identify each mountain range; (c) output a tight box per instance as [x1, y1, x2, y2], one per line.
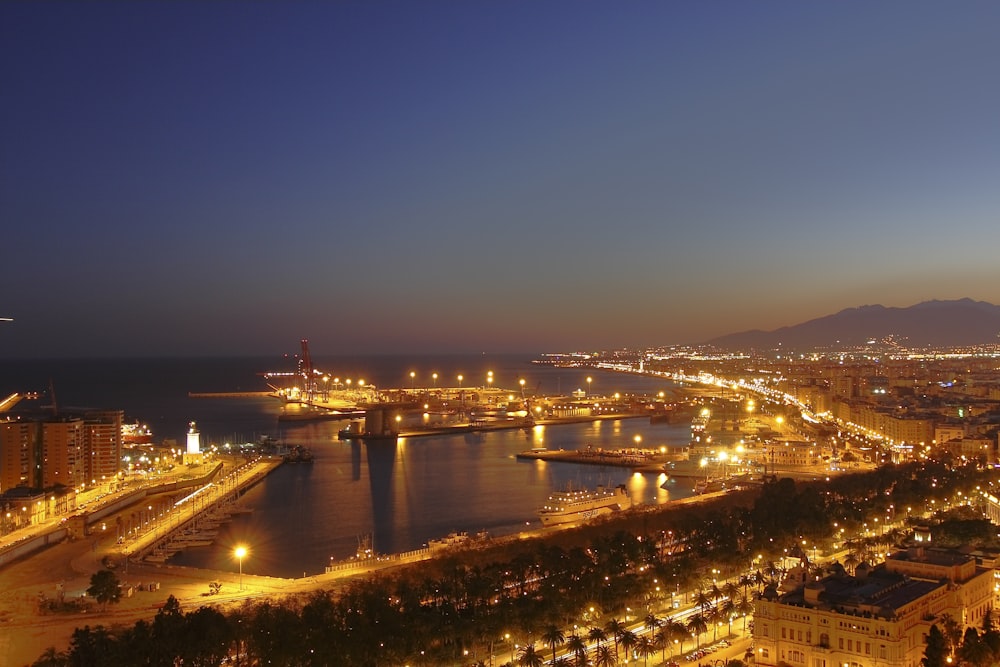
[707, 299, 1000, 350]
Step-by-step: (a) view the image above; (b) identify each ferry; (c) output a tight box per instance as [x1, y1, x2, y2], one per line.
[537, 484, 629, 527]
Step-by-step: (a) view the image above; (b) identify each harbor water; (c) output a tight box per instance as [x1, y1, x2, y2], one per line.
[0, 354, 696, 578]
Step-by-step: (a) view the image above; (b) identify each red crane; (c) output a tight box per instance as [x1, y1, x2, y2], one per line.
[299, 339, 314, 402]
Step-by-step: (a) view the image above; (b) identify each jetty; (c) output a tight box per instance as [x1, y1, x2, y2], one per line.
[517, 445, 689, 472]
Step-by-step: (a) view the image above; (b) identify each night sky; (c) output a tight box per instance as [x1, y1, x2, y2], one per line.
[3, 2, 999, 358]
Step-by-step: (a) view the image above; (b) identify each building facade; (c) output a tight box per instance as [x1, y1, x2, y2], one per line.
[754, 549, 993, 667]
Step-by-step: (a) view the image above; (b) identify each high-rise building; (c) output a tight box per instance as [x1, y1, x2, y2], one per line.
[0, 420, 40, 491]
[41, 417, 85, 488]
[82, 409, 123, 485]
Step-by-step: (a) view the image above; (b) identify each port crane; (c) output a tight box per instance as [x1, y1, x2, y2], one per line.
[298, 338, 315, 402]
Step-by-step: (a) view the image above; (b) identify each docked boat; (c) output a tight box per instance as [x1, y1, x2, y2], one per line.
[537, 484, 629, 527]
[694, 473, 758, 494]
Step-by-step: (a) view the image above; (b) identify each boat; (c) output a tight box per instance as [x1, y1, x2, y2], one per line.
[694, 473, 758, 494]
[537, 484, 629, 527]
[427, 531, 470, 551]
[282, 445, 314, 463]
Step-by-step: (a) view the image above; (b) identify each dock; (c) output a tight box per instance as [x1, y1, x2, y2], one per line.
[517, 445, 689, 472]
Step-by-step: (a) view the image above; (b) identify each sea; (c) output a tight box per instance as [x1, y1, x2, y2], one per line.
[0, 354, 696, 579]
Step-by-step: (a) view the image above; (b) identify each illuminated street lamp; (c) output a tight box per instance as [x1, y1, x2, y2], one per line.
[409, 371, 416, 392]
[234, 545, 248, 591]
[457, 374, 463, 389]
[432, 372, 438, 388]
[586, 376, 592, 397]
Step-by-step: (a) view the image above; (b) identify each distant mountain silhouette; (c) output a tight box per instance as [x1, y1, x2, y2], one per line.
[708, 299, 1000, 350]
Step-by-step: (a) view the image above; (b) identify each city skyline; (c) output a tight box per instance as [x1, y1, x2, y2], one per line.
[3, 1, 1000, 359]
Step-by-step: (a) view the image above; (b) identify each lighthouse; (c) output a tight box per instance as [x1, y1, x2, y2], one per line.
[182, 421, 205, 464]
[186, 421, 201, 454]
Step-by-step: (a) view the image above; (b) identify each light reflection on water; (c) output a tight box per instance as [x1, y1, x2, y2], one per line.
[170, 418, 695, 578]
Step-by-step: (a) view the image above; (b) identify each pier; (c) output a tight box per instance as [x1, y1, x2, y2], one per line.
[517, 445, 689, 472]
[125, 457, 280, 565]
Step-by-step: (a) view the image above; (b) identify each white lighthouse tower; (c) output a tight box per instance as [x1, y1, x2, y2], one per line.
[184, 421, 203, 463]
[186, 421, 201, 454]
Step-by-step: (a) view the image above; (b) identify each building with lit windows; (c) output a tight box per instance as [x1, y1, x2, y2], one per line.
[82, 409, 123, 484]
[754, 548, 993, 667]
[1, 410, 124, 492]
[0, 420, 39, 491]
[41, 417, 85, 488]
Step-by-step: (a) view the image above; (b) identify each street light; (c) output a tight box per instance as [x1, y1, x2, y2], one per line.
[586, 376, 592, 397]
[432, 372, 438, 388]
[234, 545, 248, 591]
[409, 371, 415, 392]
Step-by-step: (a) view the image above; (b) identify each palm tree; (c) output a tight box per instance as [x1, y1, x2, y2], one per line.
[709, 581, 723, 605]
[736, 593, 755, 632]
[644, 613, 661, 638]
[619, 629, 638, 662]
[666, 618, 689, 655]
[604, 618, 626, 659]
[517, 643, 544, 667]
[592, 643, 618, 667]
[843, 550, 860, 575]
[694, 589, 713, 616]
[552, 658, 574, 667]
[707, 604, 722, 641]
[722, 581, 740, 604]
[636, 635, 656, 666]
[588, 626, 608, 650]
[566, 634, 588, 665]
[687, 612, 708, 649]
[655, 624, 671, 663]
[541, 625, 566, 666]
[720, 597, 737, 635]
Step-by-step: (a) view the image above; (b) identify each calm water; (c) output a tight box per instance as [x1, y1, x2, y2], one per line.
[0, 354, 693, 578]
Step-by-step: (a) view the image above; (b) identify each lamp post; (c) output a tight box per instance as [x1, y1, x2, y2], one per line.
[234, 545, 248, 591]
[586, 376, 592, 397]
[409, 371, 415, 392]
[432, 372, 438, 388]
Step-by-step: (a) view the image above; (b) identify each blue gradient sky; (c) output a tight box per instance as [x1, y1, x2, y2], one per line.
[2, 1, 999, 358]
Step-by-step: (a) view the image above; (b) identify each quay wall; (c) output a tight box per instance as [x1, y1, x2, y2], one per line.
[188, 391, 276, 399]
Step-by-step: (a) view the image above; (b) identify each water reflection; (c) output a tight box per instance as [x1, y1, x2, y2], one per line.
[365, 438, 398, 554]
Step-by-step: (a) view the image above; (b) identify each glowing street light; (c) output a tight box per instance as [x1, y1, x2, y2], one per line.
[234, 545, 248, 591]
[409, 371, 416, 391]
[432, 372, 438, 388]
[586, 376, 592, 397]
